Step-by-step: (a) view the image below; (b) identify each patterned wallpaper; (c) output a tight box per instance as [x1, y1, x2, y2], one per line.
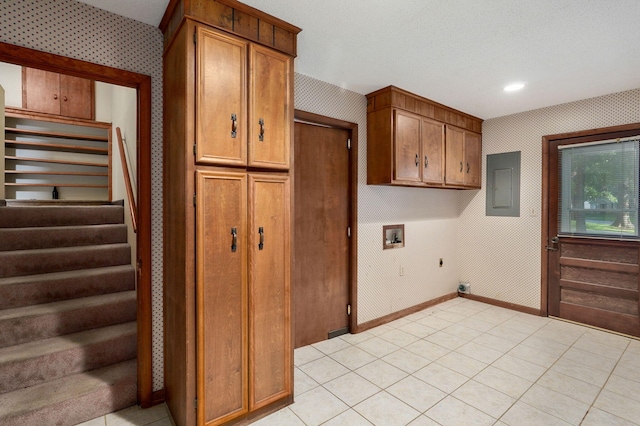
[0, 0, 166, 391]
[458, 88, 640, 309]
[295, 74, 461, 324]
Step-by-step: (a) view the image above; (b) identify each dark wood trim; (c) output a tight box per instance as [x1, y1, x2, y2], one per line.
[293, 109, 359, 334]
[356, 293, 458, 333]
[0, 41, 154, 408]
[151, 389, 166, 406]
[459, 293, 542, 316]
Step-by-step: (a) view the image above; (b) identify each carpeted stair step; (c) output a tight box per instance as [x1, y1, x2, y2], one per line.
[0, 358, 137, 426]
[0, 243, 132, 278]
[0, 265, 135, 310]
[0, 321, 136, 394]
[0, 224, 128, 251]
[0, 291, 136, 348]
[0, 205, 124, 228]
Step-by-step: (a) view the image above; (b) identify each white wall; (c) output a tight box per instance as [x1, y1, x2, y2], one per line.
[0, 62, 21, 107]
[457, 88, 640, 309]
[1, 84, 4, 199]
[295, 73, 460, 324]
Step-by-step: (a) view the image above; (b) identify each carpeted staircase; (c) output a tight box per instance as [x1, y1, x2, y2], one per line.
[0, 201, 137, 426]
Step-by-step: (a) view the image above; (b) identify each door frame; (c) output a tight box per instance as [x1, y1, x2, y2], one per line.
[0, 41, 155, 406]
[293, 110, 359, 333]
[541, 121, 640, 317]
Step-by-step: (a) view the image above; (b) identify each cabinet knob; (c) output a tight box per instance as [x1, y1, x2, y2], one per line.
[53, 94, 58, 100]
[231, 113, 237, 138]
[258, 118, 265, 142]
[63, 96, 68, 102]
[415, 154, 419, 167]
[460, 161, 463, 173]
[424, 155, 429, 169]
[466, 162, 470, 173]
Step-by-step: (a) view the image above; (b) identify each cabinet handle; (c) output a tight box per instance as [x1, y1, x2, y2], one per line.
[231, 227, 237, 252]
[467, 162, 470, 173]
[460, 161, 463, 172]
[424, 155, 429, 169]
[231, 113, 237, 138]
[415, 154, 419, 167]
[258, 118, 265, 141]
[258, 226, 264, 250]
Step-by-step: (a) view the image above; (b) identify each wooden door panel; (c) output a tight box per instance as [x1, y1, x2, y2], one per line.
[59, 74, 94, 120]
[394, 110, 421, 182]
[546, 129, 640, 337]
[196, 171, 248, 426]
[421, 118, 445, 184]
[464, 131, 481, 187]
[445, 126, 464, 185]
[23, 67, 60, 115]
[248, 174, 291, 410]
[196, 26, 247, 166]
[249, 44, 291, 169]
[294, 122, 350, 348]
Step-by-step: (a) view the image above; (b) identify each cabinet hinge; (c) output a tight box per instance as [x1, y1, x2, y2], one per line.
[347, 226, 351, 238]
[347, 304, 351, 316]
[193, 193, 196, 207]
[347, 138, 351, 150]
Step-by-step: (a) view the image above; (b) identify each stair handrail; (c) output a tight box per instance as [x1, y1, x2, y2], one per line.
[116, 127, 137, 234]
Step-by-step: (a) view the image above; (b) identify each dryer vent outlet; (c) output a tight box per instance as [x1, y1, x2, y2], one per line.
[458, 282, 470, 294]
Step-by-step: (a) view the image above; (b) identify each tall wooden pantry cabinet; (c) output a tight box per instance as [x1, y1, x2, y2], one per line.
[160, 1, 300, 425]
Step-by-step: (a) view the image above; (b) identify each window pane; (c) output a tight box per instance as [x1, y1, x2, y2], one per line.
[559, 140, 639, 238]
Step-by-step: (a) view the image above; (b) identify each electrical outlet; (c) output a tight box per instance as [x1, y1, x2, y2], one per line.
[399, 265, 405, 276]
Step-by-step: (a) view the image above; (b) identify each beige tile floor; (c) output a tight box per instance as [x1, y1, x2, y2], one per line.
[254, 298, 640, 426]
[84, 297, 640, 426]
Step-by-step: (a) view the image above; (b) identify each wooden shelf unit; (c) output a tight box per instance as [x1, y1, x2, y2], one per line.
[3, 107, 111, 199]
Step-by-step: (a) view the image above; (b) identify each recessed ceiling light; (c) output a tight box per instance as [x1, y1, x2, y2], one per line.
[504, 82, 525, 92]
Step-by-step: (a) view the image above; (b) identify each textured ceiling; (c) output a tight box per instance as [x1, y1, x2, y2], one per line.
[77, 0, 640, 120]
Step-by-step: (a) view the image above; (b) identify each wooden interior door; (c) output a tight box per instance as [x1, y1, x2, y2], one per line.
[294, 121, 350, 348]
[248, 174, 291, 410]
[445, 125, 464, 185]
[421, 118, 445, 184]
[248, 44, 291, 169]
[393, 110, 421, 182]
[196, 25, 247, 166]
[545, 129, 640, 337]
[196, 171, 248, 426]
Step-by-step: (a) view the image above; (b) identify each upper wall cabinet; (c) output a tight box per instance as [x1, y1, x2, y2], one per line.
[196, 26, 291, 169]
[366, 86, 482, 189]
[22, 67, 94, 120]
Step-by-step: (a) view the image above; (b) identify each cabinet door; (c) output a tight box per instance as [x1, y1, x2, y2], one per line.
[23, 68, 60, 116]
[421, 118, 445, 184]
[393, 110, 422, 183]
[445, 125, 465, 185]
[248, 174, 291, 410]
[59, 74, 94, 120]
[196, 171, 248, 426]
[463, 131, 481, 187]
[249, 44, 291, 169]
[196, 26, 248, 166]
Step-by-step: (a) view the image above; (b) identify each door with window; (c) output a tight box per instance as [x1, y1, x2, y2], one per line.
[545, 125, 640, 337]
